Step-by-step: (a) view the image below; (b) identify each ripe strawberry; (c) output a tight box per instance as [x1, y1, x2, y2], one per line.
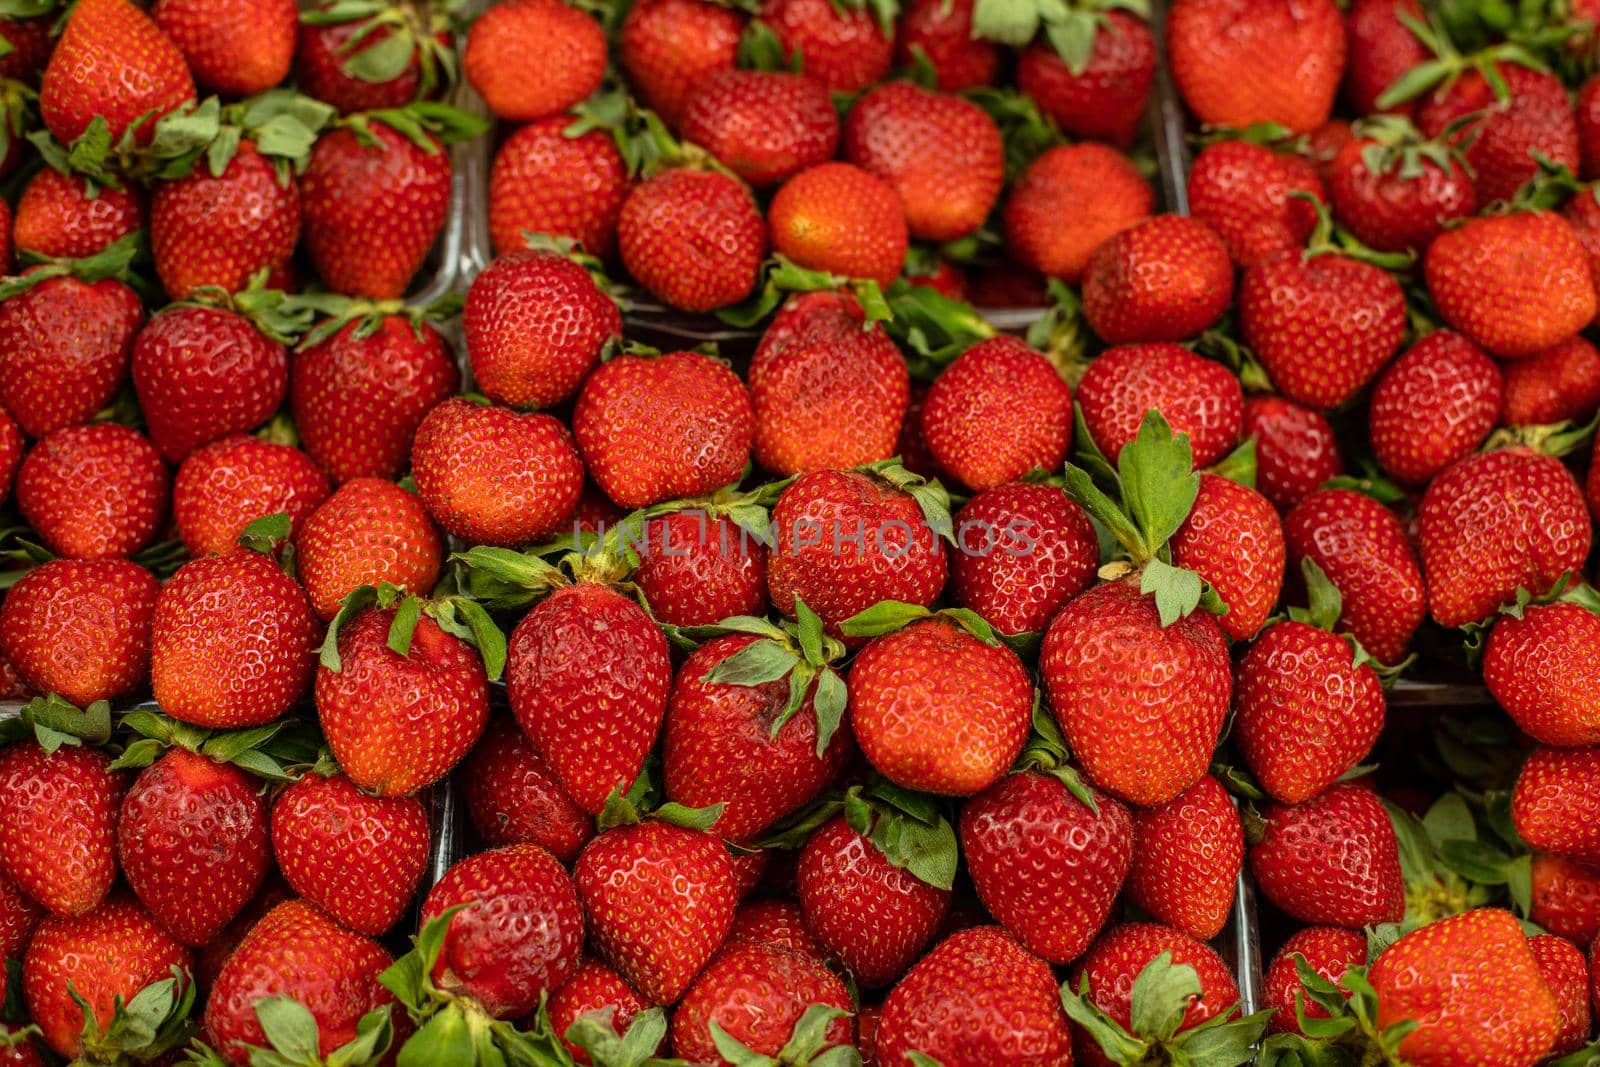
[410, 398, 584, 546]
[760, 0, 892, 93]
[1532, 854, 1600, 947]
[0, 741, 125, 916]
[1169, 473, 1285, 641]
[950, 484, 1097, 635]
[1419, 447, 1590, 627]
[1582, 76, 1600, 179]
[1530, 933, 1591, 1055]
[671, 941, 853, 1062]
[17, 424, 168, 561]
[1368, 909, 1560, 1066]
[618, 168, 766, 312]
[1326, 121, 1476, 253]
[504, 581, 671, 815]
[920, 337, 1072, 491]
[150, 549, 317, 728]
[12, 170, 145, 260]
[0, 871, 41, 960]
[894, 0, 999, 90]
[1262, 926, 1367, 1035]
[203, 899, 395, 1067]
[1003, 143, 1153, 283]
[462, 715, 592, 864]
[191, 875, 294, 999]
[173, 436, 330, 558]
[0, 559, 159, 706]
[1076, 343, 1243, 468]
[295, 2, 448, 114]
[769, 162, 908, 289]
[0, 15, 53, 81]
[152, 0, 296, 96]
[575, 820, 737, 1004]
[489, 117, 630, 257]
[1502, 336, 1600, 426]
[1168, 0, 1345, 133]
[0, 411, 19, 507]
[1188, 140, 1326, 268]
[633, 510, 769, 627]
[682, 70, 840, 188]
[1369, 330, 1502, 485]
[878, 927, 1072, 1066]
[301, 121, 451, 299]
[547, 961, 653, 1063]
[1343, 0, 1427, 115]
[22, 894, 190, 1059]
[1424, 211, 1595, 358]
[1082, 214, 1234, 344]
[1126, 775, 1242, 942]
[1019, 18, 1154, 148]
[1513, 746, 1600, 864]
[295, 477, 442, 621]
[39, 0, 193, 145]
[1419, 64, 1579, 205]
[749, 292, 909, 475]
[798, 814, 950, 987]
[961, 772, 1132, 963]
[728, 900, 824, 959]
[1483, 601, 1600, 747]
[290, 313, 459, 483]
[618, 0, 743, 127]
[463, 0, 605, 122]
[1250, 781, 1405, 928]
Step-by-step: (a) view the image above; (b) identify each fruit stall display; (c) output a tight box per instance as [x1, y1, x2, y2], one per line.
[0, 0, 1597, 1065]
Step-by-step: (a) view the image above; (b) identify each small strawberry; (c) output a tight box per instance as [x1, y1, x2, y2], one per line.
[12, 170, 145, 260]
[1532, 854, 1600, 947]
[1076, 343, 1244, 469]
[682, 70, 840, 188]
[461, 715, 592, 864]
[1249, 781, 1405, 928]
[1502, 336, 1600, 426]
[769, 162, 908, 289]
[38, 0, 194, 145]
[489, 117, 630, 257]
[1169, 473, 1286, 641]
[1484, 599, 1600, 747]
[618, 0, 743, 127]
[951, 482, 1099, 635]
[1016, 13, 1155, 148]
[727, 899, 823, 959]
[1003, 142, 1153, 283]
[1082, 214, 1235, 344]
[546, 961, 653, 1064]
[1188, 139, 1326, 269]
[1513, 746, 1600, 864]
[1326, 117, 1476, 252]
[295, 477, 443, 621]
[671, 942, 854, 1062]
[0, 740, 125, 916]
[0, 871, 41, 960]
[618, 167, 766, 312]
[0, 559, 159, 707]
[1168, 0, 1345, 133]
[1126, 774, 1243, 942]
[16, 423, 168, 561]
[463, 0, 605, 122]
[894, 0, 999, 90]
[1262, 926, 1367, 1035]
[173, 436, 330, 558]
[1418, 63, 1579, 205]
[759, 0, 893, 93]
[1369, 330, 1502, 485]
[151, 0, 297, 96]
[1530, 933, 1590, 1055]
[633, 510, 769, 627]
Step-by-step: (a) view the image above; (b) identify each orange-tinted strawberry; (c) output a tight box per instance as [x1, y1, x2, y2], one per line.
[1483, 601, 1600, 747]
[1250, 781, 1405, 928]
[1262, 926, 1367, 1035]
[489, 118, 630, 258]
[672, 941, 853, 1061]
[462, 715, 592, 864]
[1082, 214, 1234, 344]
[618, 167, 766, 312]
[1343, 0, 1427, 115]
[294, 3, 448, 114]
[0, 742, 125, 917]
[12, 170, 145, 261]
[1003, 142, 1153, 283]
[1514, 746, 1600, 864]
[1419, 64, 1579, 205]
[894, 0, 999, 90]
[1369, 330, 1501, 485]
[1530, 933, 1591, 1055]
[1533, 854, 1600, 948]
[0, 272, 141, 439]
[1503, 336, 1600, 426]
[294, 477, 443, 621]
[1169, 0, 1345, 134]
[16, 424, 168, 561]
[0, 559, 158, 707]
[410, 398, 584, 546]
[1326, 121, 1476, 253]
[1127, 775, 1242, 942]
[618, 0, 743, 127]
[464, 0, 605, 122]
[1169, 473, 1285, 641]
[151, 0, 295, 96]
[769, 162, 908, 289]
[632, 511, 769, 627]
[38, 0, 194, 145]
[1188, 140, 1326, 268]
[173, 436, 330, 558]
[920, 336, 1072, 491]
[546, 961, 653, 1063]
[760, 0, 892, 93]
[951, 483, 1099, 634]
[1017, 14, 1155, 149]
[1075, 343, 1244, 468]
[682, 70, 840, 188]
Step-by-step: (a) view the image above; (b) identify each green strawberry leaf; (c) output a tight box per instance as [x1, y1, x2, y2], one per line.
[705, 640, 802, 686]
[1288, 558, 1343, 633]
[1128, 953, 1202, 1042]
[837, 600, 933, 638]
[971, 0, 1041, 46]
[811, 668, 848, 755]
[1118, 410, 1198, 557]
[1210, 437, 1257, 489]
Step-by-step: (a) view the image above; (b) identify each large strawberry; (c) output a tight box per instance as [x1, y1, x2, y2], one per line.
[1168, 0, 1345, 133]
[617, 167, 766, 312]
[1188, 139, 1325, 269]
[463, 0, 605, 122]
[950, 482, 1099, 635]
[1003, 142, 1153, 283]
[295, 477, 443, 621]
[489, 117, 630, 257]
[618, 0, 743, 127]
[1126, 774, 1243, 941]
[1249, 781, 1405, 927]
[16, 423, 169, 561]
[1169, 472, 1285, 641]
[1075, 343, 1243, 468]
[0, 559, 159, 707]
[173, 436, 330, 559]
[671, 942, 853, 1062]
[1484, 599, 1600, 747]
[0, 740, 125, 916]
[152, 0, 297, 96]
[38, 0, 194, 145]
[769, 162, 908, 289]
[295, 1, 454, 114]
[1082, 214, 1235, 344]
[759, 0, 893, 92]
[1015, 11, 1155, 148]
[461, 715, 592, 864]
[682, 70, 840, 188]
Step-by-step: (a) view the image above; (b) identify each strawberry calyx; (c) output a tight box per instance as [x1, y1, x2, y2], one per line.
[719, 255, 893, 330]
[566, 89, 706, 180]
[841, 778, 959, 891]
[107, 705, 323, 782]
[0, 75, 34, 168]
[964, 86, 1065, 180]
[596, 778, 724, 834]
[1254, 958, 1411, 1067]
[525, 999, 676, 1067]
[343, 100, 489, 153]
[1286, 558, 1411, 681]
[288, 290, 464, 350]
[1462, 574, 1600, 657]
[969, 0, 1150, 73]
[1377, 10, 1545, 110]
[0, 692, 112, 752]
[1350, 113, 1475, 182]
[299, 0, 463, 100]
[1023, 280, 1091, 381]
[179, 270, 319, 346]
[68, 966, 198, 1066]
[1012, 692, 1101, 812]
[1480, 406, 1598, 457]
[1061, 952, 1271, 1067]
[884, 280, 998, 377]
[708, 1003, 856, 1067]
[1193, 326, 1275, 395]
[128, 90, 339, 188]
[1293, 190, 1418, 272]
[0, 229, 142, 298]
[319, 581, 508, 682]
[1320, 467, 1412, 508]
[1382, 791, 1510, 929]
[854, 459, 957, 544]
[520, 230, 629, 308]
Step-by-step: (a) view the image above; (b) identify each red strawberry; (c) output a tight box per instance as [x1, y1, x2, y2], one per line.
[294, 3, 449, 114]
[150, 549, 317, 728]
[39, 0, 194, 145]
[151, 0, 296, 96]
[0, 741, 125, 916]
[1502, 336, 1600, 426]
[1326, 120, 1476, 252]
[961, 772, 1132, 963]
[0, 410, 18, 508]
[0, 559, 159, 706]
[1082, 214, 1234, 344]
[1582, 75, 1600, 179]
[632, 510, 769, 627]
[489, 117, 630, 258]
[1016, 15, 1154, 148]
[760, 0, 892, 93]
[12, 171, 145, 261]
[1343, 0, 1427, 115]
[462, 715, 592, 864]
[1532, 854, 1600, 947]
[618, 0, 743, 127]
[894, 0, 999, 90]
[173, 436, 329, 558]
[727, 899, 824, 959]
[1126, 774, 1243, 941]
[1168, 0, 1345, 133]
[877, 927, 1072, 1066]
[1188, 140, 1326, 269]
[951, 482, 1099, 635]
[1419, 64, 1579, 205]
[618, 167, 766, 312]
[1003, 142, 1154, 283]
[17, 424, 168, 561]
[671, 941, 854, 1062]
[769, 162, 908, 289]
[295, 477, 443, 621]
[575, 820, 738, 1004]
[1484, 601, 1600, 747]
[1530, 933, 1591, 1055]
[1169, 473, 1286, 641]
[463, 0, 605, 122]
[1249, 781, 1405, 927]
[1513, 746, 1600, 864]
[1076, 343, 1244, 468]
[271, 770, 428, 936]
[410, 398, 584, 546]
[682, 70, 840, 188]
[546, 961, 653, 1063]
[1262, 926, 1367, 1035]
[0, 871, 41, 960]
[1370, 330, 1502, 485]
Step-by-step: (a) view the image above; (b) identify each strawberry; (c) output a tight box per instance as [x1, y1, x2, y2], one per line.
[633, 510, 770, 627]
[951, 482, 1099, 635]
[618, 0, 743, 127]
[546, 961, 653, 1063]
[1369, 330, 1502, 485]
[1168, 0, 1345, 133]
[1126, 774, 1243, 942]
[1532, 854, 1600, 947]
[1082, 214, 1234, 344]
[920, 336, 1072, 492]
[191, 875, 294, 999]
[463, 0, 605, 122]
[118, 748, 270, 947]
[173, 436, 330, 558]
[1343, 0, 1427, 115]
[894, 0, 999, 90]
[574, 819, 738, 1004]
[151, 0, 296, 96]
[1188, 140, 1326, 269]
[1419, 64, 1579, 206]
[316, 599, 490, 796]
[150, 548, 318, 729]
[618, 168, 766, 312]
[1169, 473, 1285, 641]
[0, 871, 41, 960]
[290, 313, 460, 484]
[1326, 119, 1476, 253]
[1512, 746, 1600, 864]
[489, 117, 630, 258]
[295, 477, 443, 621]
[1582, 76, 1600, 179]
[682, 70, 840, 188]
[1424, 210, 1595, 359]
[22, 894, 191, 1060]
[0, 411, 18, 507]
[1020, 21, 1155, 148]
[1003, 142, 1153, 283]
[1418, 447, 1590, 627]
[295, 2, 451, 114]
[0, 559, 159, 706]
[760, 0, 893, 93]
[749, 292, 910, 475]
[38, 0, 193, 145]
[878, 927, 1072, 1067]
[671, 942, 854, 1062]
[12, 170, 145, 260]
[842, 82, 1003, 242]
[461, 715, 592, 864]
[1502, 336, 1600, 426]
[0, 15, 53, 81]
[1484, 600, 1600, 747]
[270, 770, 427, 936]
[1284, 487, 1424, 665]
[1249, 781, 1405, 927]
[728, 899, 824, 959]
[0, 741, 125, 916]
[961, 771, 1132, 963]
[769, 162, 908, 289]
[797, 814, 950, 987]
[1076, 343, 1244, 469]
[410, 398, 585, 546]
[16, 424, 168, 561]
[203, 899, 396, 1067]
[1530, 933, 1591, 1055]
[300, 120, 451, 299]
[1262, 926, 1366, 1035]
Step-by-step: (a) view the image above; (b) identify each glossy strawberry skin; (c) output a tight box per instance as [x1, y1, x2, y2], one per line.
[618, 0, 743, 127]
[1369, 331, 1502, 485]
[489, 117, 630, 258]
[1017, 14, 1154, 148]
[294, 11, 437, 114]
[1532, 854, 1600, 947]
[1188, 140, 1326, 269]
[1075, 343, 1244, 468]
[1082, 214, 1234, 344]
[0, 559, 159, 707]
[0, 871, 41, 961]
[727, 899, 824, 959]
[618, 168, 766, 313]
[1170, 473, 1285, 642]
[173, 436, 331, 558]
[463, 0, 605, 123]
[1002, 143, 1154, 284]
[1531, 933, 1591, 1055]
[12, 171, 146, 261]
[950, 483, 1099, 635]
[0, 742, 126, 917]
[1326, 134, 1476, 253]
[1263, 926, 1367, 1035]
[683, 70, 840, 188]
[16, 424, 169, 562]
[893, 0, 999, 90]
[0, 275, 142, 439]
[38, 0, 194, 145]
[1484, 602, 1600, 747]
[151, 0, 297, 96]
[462, 715, 592, 864]
[294, 477, 443, 621]
[1250, 782, 1405, 928]
[760, 0, 892, 92]
[1127, 775, 1243, 942]
[769, 162, 908, 290]
[1513, 746, 1600, 865]
[672, 941, 854, 1062]
[1502, 337, 1600, 427]
[632, 511, 769, 628]
[1419, 65, 1579, 205]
